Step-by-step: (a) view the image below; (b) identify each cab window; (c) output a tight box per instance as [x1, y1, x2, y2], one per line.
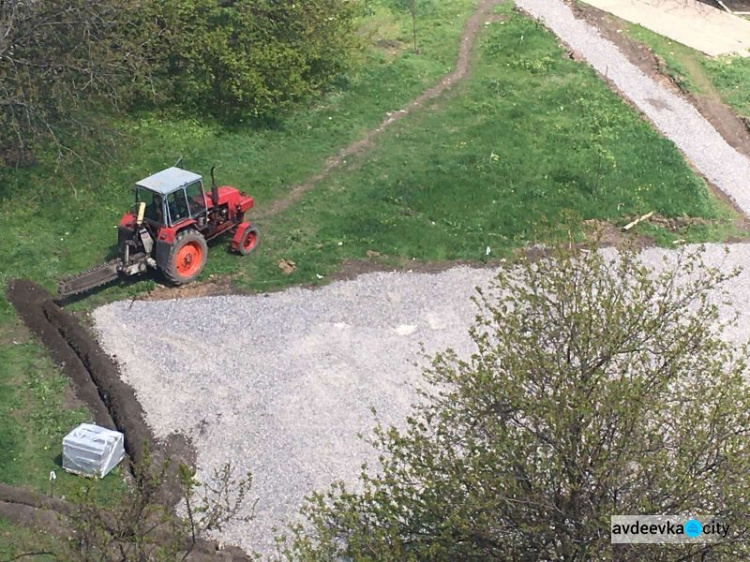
[167, 189, 190, 224]
[185, 181, 206, 217]
[136, 188, 164, 223]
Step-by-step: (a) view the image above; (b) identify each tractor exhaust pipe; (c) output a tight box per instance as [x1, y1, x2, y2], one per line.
[210, 166, 219, 208]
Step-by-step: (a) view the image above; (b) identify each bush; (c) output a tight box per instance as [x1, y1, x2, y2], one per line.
[145, 0, 362, 118]
[288, 245, 750, 561]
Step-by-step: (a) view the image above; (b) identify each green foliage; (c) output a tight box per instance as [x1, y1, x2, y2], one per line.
[0, 0, 363, 164]
[287, 246, 750, 560]
[0, 0, 153, 165]
[144, 0, 362, 117]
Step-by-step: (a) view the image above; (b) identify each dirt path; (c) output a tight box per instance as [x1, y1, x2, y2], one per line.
[262, 0, 503, 217]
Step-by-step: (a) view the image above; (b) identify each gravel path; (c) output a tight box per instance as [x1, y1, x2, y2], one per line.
[516, 0, 750, 216]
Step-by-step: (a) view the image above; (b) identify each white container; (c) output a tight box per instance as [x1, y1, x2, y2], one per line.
[62, 423, 125, 479]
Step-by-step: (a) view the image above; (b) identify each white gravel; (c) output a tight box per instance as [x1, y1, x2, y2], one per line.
[516, 0, 750, 215]
[92, 244, 750, 556]
[92, 266, 496, 555]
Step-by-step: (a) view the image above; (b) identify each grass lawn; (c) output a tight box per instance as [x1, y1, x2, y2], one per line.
[0, 0, 745, 551]
[219, 6, 744, 293]
[0, 517, 60, 561]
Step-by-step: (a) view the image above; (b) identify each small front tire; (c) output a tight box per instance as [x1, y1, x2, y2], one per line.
[237, 225, 259, 256]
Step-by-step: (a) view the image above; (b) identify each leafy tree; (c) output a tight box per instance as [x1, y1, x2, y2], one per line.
[144, 0, 362, 118]
[0, 0, 153, 165]
[0, 0, 362, 166]
[288, 245, 750, 561]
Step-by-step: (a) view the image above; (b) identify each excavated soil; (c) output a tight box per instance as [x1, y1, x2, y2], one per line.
[5, 280, 196, 505]
[6, 280, 115, 429]
[3, 280, 242, 558]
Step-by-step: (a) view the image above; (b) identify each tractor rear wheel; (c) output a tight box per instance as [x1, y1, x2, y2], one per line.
[164, 229, 208, 285]
[238, 225, 259, 256]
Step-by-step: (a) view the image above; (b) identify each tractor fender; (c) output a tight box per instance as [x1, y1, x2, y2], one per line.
[154, 222, 197, 270]
[232, 222, 257, 253]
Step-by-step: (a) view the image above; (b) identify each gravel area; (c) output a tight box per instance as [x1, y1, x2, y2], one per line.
[516, 0, 750, 216]
[92, 266, 497, 555]
[92, 244, 750, 556]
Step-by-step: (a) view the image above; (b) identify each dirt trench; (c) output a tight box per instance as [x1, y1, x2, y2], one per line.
[6, 280, 198, 498]
[6, 280, 159, 468]
[2, 280, 233, 558]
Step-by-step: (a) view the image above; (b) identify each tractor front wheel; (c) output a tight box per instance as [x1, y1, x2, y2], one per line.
[164, 229, 208, 285]
[237, 225, 259, 256]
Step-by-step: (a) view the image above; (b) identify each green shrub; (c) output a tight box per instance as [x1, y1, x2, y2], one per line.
[144, 0, 363, 117]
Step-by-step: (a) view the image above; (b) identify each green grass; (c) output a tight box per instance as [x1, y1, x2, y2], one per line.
[209, 8, 742, 293]
[0, 324, 127, 497]
[0, 0, 481, 501]
[701, 56, 750, 119]
[0, 0, 745, 547]
[0, 516, 60, 561]
[623, 22, 750, 119]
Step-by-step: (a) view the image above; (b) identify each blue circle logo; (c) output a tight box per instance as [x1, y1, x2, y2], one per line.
[685, 519, 703, 538]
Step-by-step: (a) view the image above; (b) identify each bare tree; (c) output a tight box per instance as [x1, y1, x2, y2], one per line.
[60, 451, 254, 561]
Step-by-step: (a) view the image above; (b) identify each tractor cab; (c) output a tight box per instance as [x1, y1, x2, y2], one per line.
[135, 167, 207, 228]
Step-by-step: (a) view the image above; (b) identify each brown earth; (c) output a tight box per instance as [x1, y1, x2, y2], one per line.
[6, 280, 116, 429]
[3, 280, 242, 558]
[5, 280, 195, 504]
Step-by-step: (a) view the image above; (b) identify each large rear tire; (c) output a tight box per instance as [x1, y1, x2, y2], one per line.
[163, 229, 208, 285]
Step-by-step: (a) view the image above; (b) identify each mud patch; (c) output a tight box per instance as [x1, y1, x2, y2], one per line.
[138, 276, 244, 302]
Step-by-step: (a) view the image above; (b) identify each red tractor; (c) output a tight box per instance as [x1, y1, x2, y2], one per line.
[59, 166, 258, 297]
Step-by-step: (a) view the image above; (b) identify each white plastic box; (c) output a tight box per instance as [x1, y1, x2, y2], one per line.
[62, 423, 125, 479]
